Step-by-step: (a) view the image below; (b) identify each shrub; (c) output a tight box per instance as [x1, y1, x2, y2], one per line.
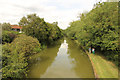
[2, 34, 41, 78]
[11, 34, 41, 57]
[1, 23, 11, 31]
[2, 43, 28, 78]
[2, 31, 19, 44]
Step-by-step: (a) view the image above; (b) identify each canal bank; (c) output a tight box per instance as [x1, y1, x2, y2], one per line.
[80, 45, 118, 79]
[28, 38, 95, 78]
[72, 40, 118, 79]
[87, 52, 118, 78]
[86, 51, 98, 79]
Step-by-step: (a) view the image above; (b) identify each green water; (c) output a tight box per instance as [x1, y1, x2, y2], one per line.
[28, 39, 95, 78]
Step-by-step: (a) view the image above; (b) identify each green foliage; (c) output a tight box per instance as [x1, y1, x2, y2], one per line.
[65, 2, 119, 65]
[2, 34, 41, 78]
[11, 34, 41, 56]
[1, 23, 11, 31]
[2, 31, 19, 44]
[19, 14, 63, 45]
[2, 44, 28, 78]
[46, 22, 63, 44]
[2, 13, 63, 78]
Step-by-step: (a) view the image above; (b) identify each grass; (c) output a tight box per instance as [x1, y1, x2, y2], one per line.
[88, 52, 118, 78]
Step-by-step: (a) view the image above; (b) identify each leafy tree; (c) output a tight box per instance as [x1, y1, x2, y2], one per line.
[19, 14, 63, 45]
[11, 34, 41, 56]
[2, 23, 11, 31]
[2, 34, 41, 78]
[2, 31, 19, 44]
[65, 2, 119, 65]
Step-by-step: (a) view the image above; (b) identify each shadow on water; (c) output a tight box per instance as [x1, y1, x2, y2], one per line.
[28, 38, 95, 78]
[28, 39, 64, 78]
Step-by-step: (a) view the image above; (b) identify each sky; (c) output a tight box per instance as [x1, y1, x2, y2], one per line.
[0, 0, 107, 29]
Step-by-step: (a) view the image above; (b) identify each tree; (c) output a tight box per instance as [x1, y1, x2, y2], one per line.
[19, 14, 63, 45]
[65, 2, 119, 65]
[2, 34, 41, 78]
[2, 23, 11, 31]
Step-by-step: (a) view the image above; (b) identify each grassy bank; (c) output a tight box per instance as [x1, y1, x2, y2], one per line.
[87, 52, 118, 78]
[72, 40, 118, 78]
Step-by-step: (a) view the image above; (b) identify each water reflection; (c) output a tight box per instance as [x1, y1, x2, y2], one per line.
[67, 39, 95, 78]
[28, 44, 60, 78]
[28, 39, 94, 78]
[40, 40, 78, 78]
[57, 40, 68, 55]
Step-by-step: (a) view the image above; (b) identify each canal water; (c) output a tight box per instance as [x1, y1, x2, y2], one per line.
[28, 39, 95, 78]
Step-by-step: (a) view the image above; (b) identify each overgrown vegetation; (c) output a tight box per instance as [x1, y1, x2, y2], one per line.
[2, 2, 119, 78]
[2, 14, 63, 78]
[2, 34, 41, 78]
[2, 31, 19, 44]
[65, 2, 119, 67]
[19, 14, 63, 45]
[1, 23, 11, 31]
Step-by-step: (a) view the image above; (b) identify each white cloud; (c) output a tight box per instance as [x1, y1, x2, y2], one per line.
[0, 0, 107, 29]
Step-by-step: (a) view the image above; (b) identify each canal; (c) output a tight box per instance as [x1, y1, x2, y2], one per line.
[28, 39, 95, 78]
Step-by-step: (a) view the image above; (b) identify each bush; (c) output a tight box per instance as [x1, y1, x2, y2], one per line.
[1, 23, 11, 31]
[2, 43, 28, 78]
[2, 34, 41, 78]
[11, 34, 41, 57]
[2, 31, 19, 44]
